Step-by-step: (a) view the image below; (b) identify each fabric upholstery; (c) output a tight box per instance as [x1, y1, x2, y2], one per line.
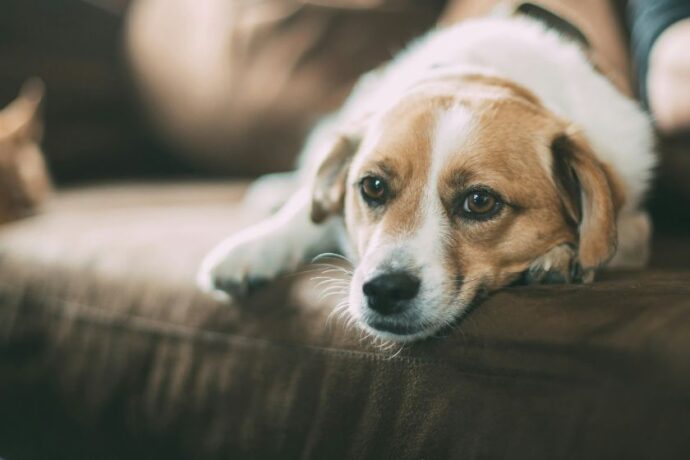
[1, 181, 690, 459]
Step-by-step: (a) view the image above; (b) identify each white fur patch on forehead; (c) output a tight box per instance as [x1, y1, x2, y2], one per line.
[431, 105, 476, 179]
[408, 106, 476, 268]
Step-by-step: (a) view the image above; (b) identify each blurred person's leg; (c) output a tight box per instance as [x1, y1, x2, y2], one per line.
[648, 19, 690, 133]
[126, 0, 443, 176]
[440, 0, 633, 96]
[630, 0, 690, 134]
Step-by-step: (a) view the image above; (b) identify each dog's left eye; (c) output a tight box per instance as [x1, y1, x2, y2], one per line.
[460, 189, 502, 220]
[360, 176, 388, 205]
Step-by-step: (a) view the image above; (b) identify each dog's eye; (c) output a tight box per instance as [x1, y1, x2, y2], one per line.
[360, 176, 388, 205]
[461, 189, 502, 220]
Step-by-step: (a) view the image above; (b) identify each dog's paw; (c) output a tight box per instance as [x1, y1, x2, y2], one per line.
[525, 244, 579, 285]
[196, 233, 291, 301]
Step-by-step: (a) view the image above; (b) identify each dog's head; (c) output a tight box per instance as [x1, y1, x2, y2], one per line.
[311, 75, 623, 341]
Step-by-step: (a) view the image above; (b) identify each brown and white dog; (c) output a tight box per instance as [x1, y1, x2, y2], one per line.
[197, 15, 656, 342]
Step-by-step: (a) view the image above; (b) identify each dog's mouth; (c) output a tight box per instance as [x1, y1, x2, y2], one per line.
[366, 319, 425, 336]
[357, 295, 477, 342]
[348, 274, 472, 342]
[361, 317, 440, 342]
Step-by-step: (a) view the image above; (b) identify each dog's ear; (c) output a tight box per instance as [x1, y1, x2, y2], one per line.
[551, 127, 623, 278]
[0, 78, 45, 145]
[310, 133, 360, 223]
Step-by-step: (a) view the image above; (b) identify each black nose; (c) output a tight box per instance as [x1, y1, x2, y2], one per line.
[362, 271, 421, 315]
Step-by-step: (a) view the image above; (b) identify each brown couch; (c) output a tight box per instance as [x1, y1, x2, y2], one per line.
[2, 180, 690, 460]
[2, 1, 690, 459]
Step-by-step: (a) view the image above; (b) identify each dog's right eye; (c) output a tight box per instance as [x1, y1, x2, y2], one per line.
[458, 188, 503, 221]
[360, 176, 388, 206]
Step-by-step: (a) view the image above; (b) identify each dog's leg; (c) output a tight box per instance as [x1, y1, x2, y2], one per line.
[242, 171, 298, 218]
[197, 186, 339, 300]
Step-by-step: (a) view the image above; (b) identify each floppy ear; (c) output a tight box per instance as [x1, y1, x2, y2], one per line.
[310, 133, 360, 224]
[0, 78, 45, 144]
[551, 127, 623, 276]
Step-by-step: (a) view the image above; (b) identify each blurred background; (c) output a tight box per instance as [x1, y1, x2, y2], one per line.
[1, 0, 185, 183]
[0, 0, 444, 184]
[1, 0, 688, 212]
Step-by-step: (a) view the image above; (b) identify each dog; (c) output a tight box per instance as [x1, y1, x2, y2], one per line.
[197, 14, 656, 342]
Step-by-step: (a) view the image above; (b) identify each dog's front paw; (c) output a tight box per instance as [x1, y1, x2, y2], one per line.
[196, 233, 291, 301]
[525, 244, 579, 285]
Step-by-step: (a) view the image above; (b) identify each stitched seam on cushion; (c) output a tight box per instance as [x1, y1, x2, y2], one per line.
[4, 290, 632, 385]
[5, 278, 690, 354]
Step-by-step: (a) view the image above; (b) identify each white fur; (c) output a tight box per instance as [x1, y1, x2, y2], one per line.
[197, 186, 339, 300]
[334, 17, 655, 269]
[198, 17, 656, 334]
[337, 18, 654, 209]
[347, 107, 484, 340]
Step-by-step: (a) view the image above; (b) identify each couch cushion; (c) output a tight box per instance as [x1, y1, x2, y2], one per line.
[1, 181, 690, 460]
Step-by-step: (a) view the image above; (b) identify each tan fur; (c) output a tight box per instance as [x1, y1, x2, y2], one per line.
[199, 16, 653, 342]
[355, 95, 437, 238]
[432, 93, 577, 297]
[553, 127, 621, 271]
[313, 75, 622, 309]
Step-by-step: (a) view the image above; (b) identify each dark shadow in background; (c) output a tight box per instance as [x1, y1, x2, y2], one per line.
[0, 0, 189, 184]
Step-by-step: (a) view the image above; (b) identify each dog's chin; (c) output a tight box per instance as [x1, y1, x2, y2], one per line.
[348, 290, 468, 343]
[359, 318, 440, 343]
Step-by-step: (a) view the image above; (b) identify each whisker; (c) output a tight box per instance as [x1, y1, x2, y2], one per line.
[312, 278, 348, 289]
[324, 297, 354, 329]
[317, 290, 348, 302]
[321, 285, 348, 296]
[311, 252, 354, 265]
[318, 267, 352, 276]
